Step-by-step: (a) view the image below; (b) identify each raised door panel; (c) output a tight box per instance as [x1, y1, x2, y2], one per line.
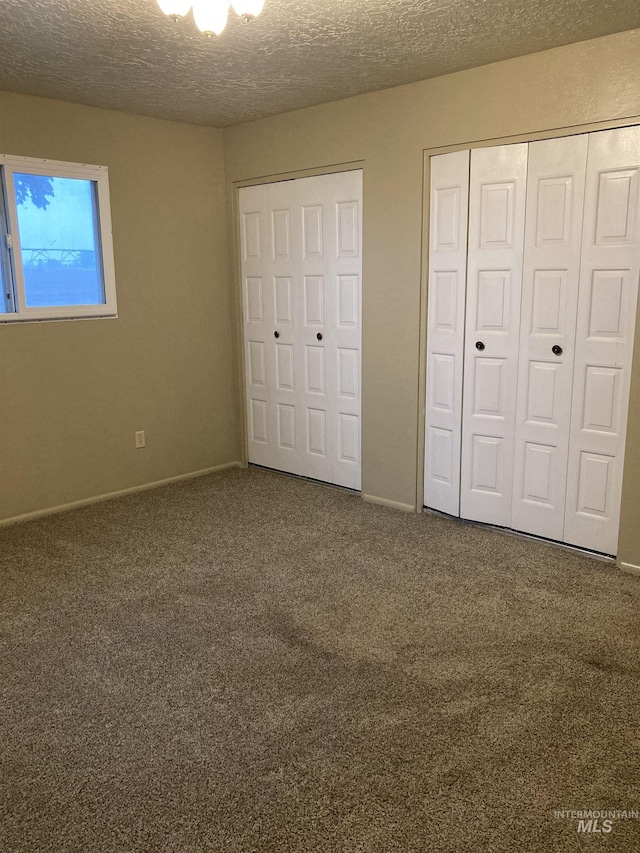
[431, 271, 458, 331]
[337, 275, 359, 327]
[271, 209, 291, 259]
[274, 277, 293, 325]
[305, 346, 326, 394]
[473, 358, 506, 417]
[530, 271, 566, 335]
[433, 185, 461, 251]
[424, 150, 470, 515]
[535, 177, 573, 245]
[337, 202, 359, 257]
[476, 271, 511, 332]
[575, 452, 615, 517]
[304, 276, 324, 325]
[525, 362, 559, 424]
[249, 398, 268, 445]
[277, 404, 296, 450]
[303, 205, 323, 259]
[244, 277, 264, 323]
[242, 211, 262, 261]
[588, 271, 627, 339]
[338, 414, 359, 465]
[594, 169, 638, 245]
[307, 408, 327, 456]
[460, 143, 528, 527]
[248, 341, 266, 387]
[512, 134, 588, 540]
[582, 367, 621, 432]
[429, 353, 455, 412]
[470, 435, 503, 494]
[478, 182, 515, 248]
[522, 443, 554, 507]
[338, 348, 359, 399]
[564, 127, 640, 555]
[276, 344, 295, 391]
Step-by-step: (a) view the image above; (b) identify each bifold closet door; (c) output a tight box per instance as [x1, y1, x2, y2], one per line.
[240, 170, 362, 489]
[424, 150, 469, 515]
[459, 144, 528, 526]
[511, 134, 588, 540]
[425, 127, 640, 555]
[563, 126, 640, 555]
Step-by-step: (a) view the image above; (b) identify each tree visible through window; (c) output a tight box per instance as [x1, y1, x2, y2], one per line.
[14, 174, 54, 209]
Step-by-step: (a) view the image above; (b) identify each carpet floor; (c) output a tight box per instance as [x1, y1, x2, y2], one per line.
[1, 466, 639, 852]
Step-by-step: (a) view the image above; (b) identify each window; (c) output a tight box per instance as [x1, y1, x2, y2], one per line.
[0, 155, 117, 322]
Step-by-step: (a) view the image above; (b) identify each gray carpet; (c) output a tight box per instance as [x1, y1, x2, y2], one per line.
[1, 466, 639, 852]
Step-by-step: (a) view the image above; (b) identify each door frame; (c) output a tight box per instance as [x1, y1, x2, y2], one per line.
[417, 114, 640, 532]
[231, 161, 365, 480]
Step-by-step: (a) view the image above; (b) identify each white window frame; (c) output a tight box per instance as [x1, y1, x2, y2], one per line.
[0, 154, 117, 322]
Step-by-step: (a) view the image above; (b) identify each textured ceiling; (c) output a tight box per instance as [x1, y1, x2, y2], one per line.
[0, 0, 638, 127]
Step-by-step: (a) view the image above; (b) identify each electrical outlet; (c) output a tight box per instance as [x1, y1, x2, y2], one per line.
[135, 430, 146, 449]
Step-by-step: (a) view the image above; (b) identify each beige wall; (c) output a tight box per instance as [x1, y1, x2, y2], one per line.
[0, 92, 239, 521]
[223, 29, 640, 564]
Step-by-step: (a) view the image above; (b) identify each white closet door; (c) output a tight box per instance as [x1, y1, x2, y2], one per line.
[460, 144, 528, 526]
[239, 170, 362, 489]
[331, 171, 363, 489]
[511, 134, 588, 539]
[564, 126, 640, 554]
[297, 171, 363, 489]
[424, 150, 469, 515]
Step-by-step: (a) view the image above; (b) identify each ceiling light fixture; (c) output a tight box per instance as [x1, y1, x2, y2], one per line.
[157, 0, 264, 35]
[230, 0, 265, 21]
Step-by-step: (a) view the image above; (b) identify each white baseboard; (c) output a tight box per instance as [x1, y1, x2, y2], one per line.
[0, 461, 241, 528]
[363, 493, 416, 513]
[619, 561, 640, 577]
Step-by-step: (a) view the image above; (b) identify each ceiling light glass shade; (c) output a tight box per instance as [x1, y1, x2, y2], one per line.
[193, 0, 229, 35]
[157, 0, 192, 19]
[231, 0, 265, 20]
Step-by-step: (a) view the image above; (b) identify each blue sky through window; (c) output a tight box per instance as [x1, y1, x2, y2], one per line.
[15, 174, 105, 308]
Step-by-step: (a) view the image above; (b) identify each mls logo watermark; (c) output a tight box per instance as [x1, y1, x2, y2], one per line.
[577, 818, 612, 834]
[554, 809, 640, 833]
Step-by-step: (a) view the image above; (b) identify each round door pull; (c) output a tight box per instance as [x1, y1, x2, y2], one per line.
[552, 345, 563, 356]
[316, 333, 323, 341]
[274, 331, 280, 339]
[475, 341, 485, 351]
